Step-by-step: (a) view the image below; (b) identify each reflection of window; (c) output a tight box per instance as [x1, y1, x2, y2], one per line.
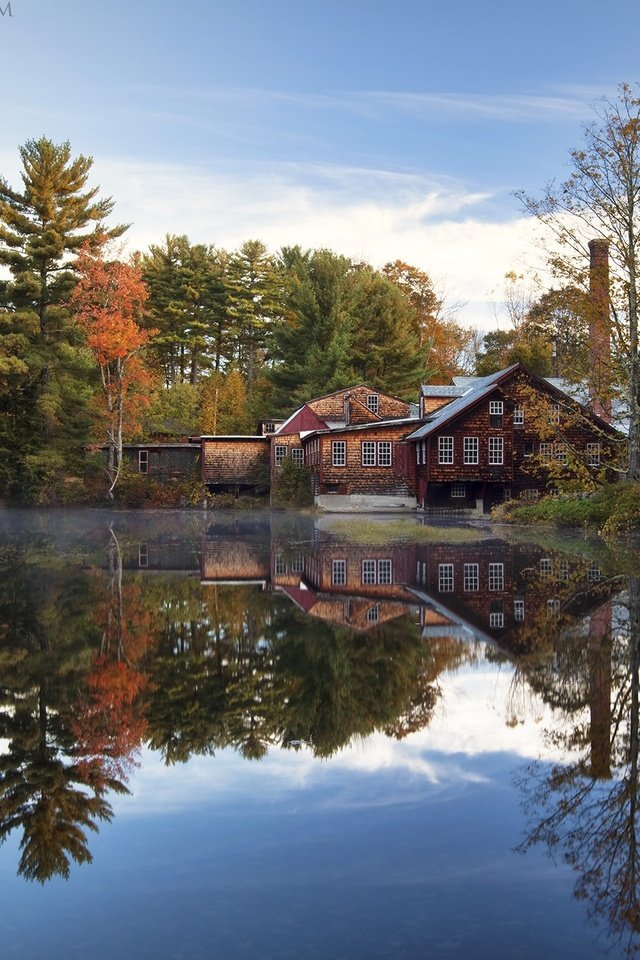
[489, 437, 503, 465]
[274, 554, 286, 576]
[332, 441, 346, 467]
[521, 488, 539, 502]
[488, 563, 504, 591]
[332, 559, 346, 585]
[540, 558, 552, 579]
[291, 448, 304, 465]
[275, 445, 287, 466]
[547, 599, 561, 615]
[558, 559, 569, 582]
[489, 611, 504, 628]
[514, 599, 525, 621]
[463, 437, 478, 464]
[438, 563, 454, 592]
[588, 562, 602, 582]
[366, 394, 379, 414]
[439, 436, 454, 464]
[138, 450, 149, 474]
[451, 482, 466, 498]
[463, 563, 479, 591]
[513, 406, 525, 426]
[366, 604, 380, 623]
[138, 543, 148, 568]
[291, 555, 304, 574]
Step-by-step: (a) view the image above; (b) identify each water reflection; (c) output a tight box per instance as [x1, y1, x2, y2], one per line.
[0, 509, 636, 955]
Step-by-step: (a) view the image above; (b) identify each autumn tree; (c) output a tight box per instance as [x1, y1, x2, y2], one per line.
[70, 239, 155, 498]
[0, 137, 127, 499]
[517, 83, 640, 477]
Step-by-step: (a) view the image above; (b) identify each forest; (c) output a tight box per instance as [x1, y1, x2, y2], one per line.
[0, 137, 592, 504]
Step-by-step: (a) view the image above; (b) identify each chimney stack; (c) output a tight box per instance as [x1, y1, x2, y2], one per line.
[588, 239, 612, 421]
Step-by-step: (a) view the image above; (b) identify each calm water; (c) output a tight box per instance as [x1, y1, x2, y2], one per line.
[0, 509, 637, 959]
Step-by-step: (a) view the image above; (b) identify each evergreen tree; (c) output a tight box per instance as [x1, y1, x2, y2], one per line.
[0, 137, 126, 499]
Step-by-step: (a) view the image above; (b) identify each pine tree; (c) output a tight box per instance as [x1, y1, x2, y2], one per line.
[0, 137, 127, 499]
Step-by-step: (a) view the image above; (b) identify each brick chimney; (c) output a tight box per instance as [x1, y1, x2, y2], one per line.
[588, 239, 612, 421]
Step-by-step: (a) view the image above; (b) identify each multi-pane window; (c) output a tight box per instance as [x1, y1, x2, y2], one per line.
[291, 448, 304, 465]
[291, 555, 305, 574]
[540, 442, 553, 461]
[138, 543, 149, 568]
[378, 559, 392, 584]
[451, 482, 466, 498]
[513, 406, 525, 426]
[332, 559, 347, 585]
[274, 554, 287, 576]
[362, 559, 392, 584]
[547, 599, 561, 615]
[489, 399, 503, 426]
[366, 394, 379, 414]
[558, 559, 570, 582]
[138, 450, 149, 474]
[378, 442, 392, 467]
[588, 562, 602, 582]
[366, 604, 380, 624]
[439, 436, 454, 464]
[438, 563, 454, 592]
[587, 443, 601, 466]
[463, 436, 478, 464]
[332, 441, 346, 466]
[362, 441, 376, 466]
[521, 488, 539, 502]
[540, 558, 552, 579]
[275, 445, 287, 466]
[514, 599, 525, 622]
[555, 443, 568, 464]
[488, 437, 503, 465]
[463, 563, 479, 591]
[362, 559, 377, 584]
[263, 422, 276, 434]
[489, 611, 505, 628]
[488, 562, 504, 591]
[550, 403, 561, 424]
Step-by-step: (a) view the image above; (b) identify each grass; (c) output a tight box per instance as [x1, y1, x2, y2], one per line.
[323, 517, 485, 545]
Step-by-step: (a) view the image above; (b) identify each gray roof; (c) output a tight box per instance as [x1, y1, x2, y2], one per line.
[420, 384, 466, 397]
[407, 366, 519, 441]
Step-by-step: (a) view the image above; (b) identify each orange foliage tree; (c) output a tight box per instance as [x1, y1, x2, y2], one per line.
[70, 238, 156, 498]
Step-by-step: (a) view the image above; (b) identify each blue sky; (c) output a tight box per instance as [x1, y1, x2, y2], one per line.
[1, 0, 637, 327]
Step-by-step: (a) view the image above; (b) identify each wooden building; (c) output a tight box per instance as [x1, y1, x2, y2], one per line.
[200, 435, 270, 494]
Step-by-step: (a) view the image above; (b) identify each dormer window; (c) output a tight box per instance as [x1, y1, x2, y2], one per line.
[366, 394, 379, 414]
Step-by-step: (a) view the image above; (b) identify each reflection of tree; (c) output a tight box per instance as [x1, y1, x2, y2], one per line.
[517, 577, 640, 957]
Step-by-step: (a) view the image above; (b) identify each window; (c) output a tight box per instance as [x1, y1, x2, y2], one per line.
[513, 406, 525, 426]
[362, 441, 376, 466]
[362, 559, 377, 585]
[291, 448, 304, 465]
[138, 450, 149, 474]
[540, 558, 552, 580]
[550, 403, 561, 424]
[291, 555, 304, 574]
[523, 442, 535, 458]
[421, 440, 427, 465]
[463, 436, 478, 464]
[439, 436, 454, 464]
[489, 611, 505, 628]
[263, 421, 276, 434]
[521, 489, 539, 502]
[540, 442, 554, 461]
[451, 482, 466, 498]
[555, 443, 568, 464]
[547, 599, 561, 615]
[488, 437, 503, 465]
[489, 399, 503, 427]
[514, 599, 525, 622]
[463, 563, 479, 591]
[588, 562, 602, 582]
[587, 443, 601, 466]
[274, 554, 287, 576]
[332, 559, 346, 585]
[138, 543, 148, 568]
[558, 559, 570, 582]
[488, 562, 504, 591]
[332, 441, 346, 467]
[378, 441, 392, 467]
[438, 563, 454, 592]
[366, 604, 380, 623]
[275, 445, 287, 466]
[366, 394, 379, 414]
[378, 559, 393, 584]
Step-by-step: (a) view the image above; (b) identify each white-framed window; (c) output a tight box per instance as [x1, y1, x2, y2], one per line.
[587, 443, 601, 466]
[138, 543, 148, 568]
[366, 394, 379, 414]
[558, 559, 570, 582]
[439, 436, 454, 464]
[332, 559, 347, 585]
[463, 563, 479, 592]
[275, 445, 287, 466]
[138, 450, 149, 474]
[514, 599, 525, 622]
[378, 441, 392, 467]
[291, 555, 305, 574]
[463, 436, 478, 464]
[291, 448, 304, 465]
[362, 441, 376, 466]
[489, 400, 503, 416]
[489, 611, 505, 628]
[263, 421, 276, 434]
[513, 406, 525, 426]
[438, 563, 454, 592]
[274, 554, 287, 576]
[540, 442, 554, 461]
[378, 559, 393, 584]
[362, 559, 377, 584]
[488, 562, 504, 591]
[332, 441, 346, 466]
[366, 604, 380, 623]
[489, 437, 503, 465]
[540, 558, 552, 579]
[421, 440, 427, 464]
[451, 482, 466, 498]
[555, 443, 568, 464]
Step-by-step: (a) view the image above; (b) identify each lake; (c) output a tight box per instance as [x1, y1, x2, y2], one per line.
[0, 509, 636, 959]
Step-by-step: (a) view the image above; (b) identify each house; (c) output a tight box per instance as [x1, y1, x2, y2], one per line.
[408, 363, 621, 513]
[199, 435, 270, 494]
[117, 442, 200, 479]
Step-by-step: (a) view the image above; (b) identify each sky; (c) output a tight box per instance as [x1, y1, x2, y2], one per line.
[0, 0, 638, 329]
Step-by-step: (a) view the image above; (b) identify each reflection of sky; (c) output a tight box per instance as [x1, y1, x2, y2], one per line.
[1, 657, 608, 960]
